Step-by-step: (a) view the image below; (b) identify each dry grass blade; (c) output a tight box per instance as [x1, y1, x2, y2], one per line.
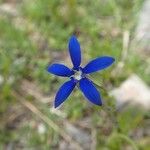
[21, 80, 66, 118]
[12, 92, 83, 150]
[112, 30, 130, 76]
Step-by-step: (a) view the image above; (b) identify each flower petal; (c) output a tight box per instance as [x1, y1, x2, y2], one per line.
[68, 35, 81, 69]
[79, 78, 102, 106]
[47, 63, 74, 77]
[54, 79, 76, 108]
[82, 56, 115, 74]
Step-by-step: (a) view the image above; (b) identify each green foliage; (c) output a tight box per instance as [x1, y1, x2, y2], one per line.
[118, 106, 144, 134]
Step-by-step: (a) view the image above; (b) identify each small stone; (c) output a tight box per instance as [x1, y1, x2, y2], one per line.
[65, 122, 91, 149]
[111, 74, 150, 109]
[37, 123, 46, 134]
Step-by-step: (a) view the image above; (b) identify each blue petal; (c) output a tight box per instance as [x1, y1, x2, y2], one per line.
[68, 35, 81, 69]
[82, 56, 115, 74]
[54, 79, 76, 108]
[47, 63, 73, 77]
[79, 78, 102, 106]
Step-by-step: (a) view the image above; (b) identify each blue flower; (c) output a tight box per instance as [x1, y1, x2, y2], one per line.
[47, 36, 115, 108]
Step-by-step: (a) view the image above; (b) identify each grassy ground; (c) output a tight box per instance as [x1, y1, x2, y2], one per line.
[0, 0, 149, 149]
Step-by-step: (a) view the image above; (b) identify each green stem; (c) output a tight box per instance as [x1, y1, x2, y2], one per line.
[113, 133, 138, 150]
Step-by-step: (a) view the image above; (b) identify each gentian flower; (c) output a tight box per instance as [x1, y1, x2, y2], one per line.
[47, 36, 115, 108]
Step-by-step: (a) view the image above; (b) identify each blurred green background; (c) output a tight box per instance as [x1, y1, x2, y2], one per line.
[0, 0, 149, 149]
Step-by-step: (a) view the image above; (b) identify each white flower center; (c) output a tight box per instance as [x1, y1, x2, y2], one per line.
[74, 70, 82, 80]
